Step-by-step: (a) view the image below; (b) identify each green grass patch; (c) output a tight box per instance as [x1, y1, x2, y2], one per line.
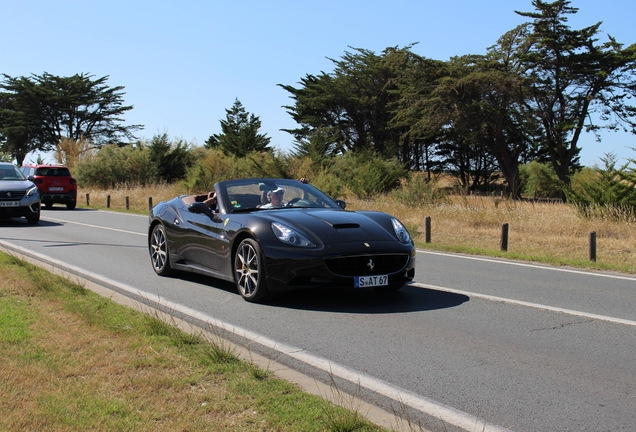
[0, 252, 388, 432]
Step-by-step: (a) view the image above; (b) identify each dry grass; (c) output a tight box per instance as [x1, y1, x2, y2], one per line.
[369, 194, 636, 273]
[77, 184, 636, 274]
[79, 183, 186, 213]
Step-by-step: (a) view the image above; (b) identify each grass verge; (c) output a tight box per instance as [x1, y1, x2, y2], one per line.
[0, 252, 388, 432]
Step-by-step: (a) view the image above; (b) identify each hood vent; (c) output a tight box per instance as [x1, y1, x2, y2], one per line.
[333, 223, 360, 229]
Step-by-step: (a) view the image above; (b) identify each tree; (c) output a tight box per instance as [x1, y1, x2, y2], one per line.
[0, 77, 42, 165]
[279, 47, 404, 159]
[386, 47, 448, 175]
[0, 72, 141, 165]
[147, 133, 193, 183]
[290, 127, 340, 160]
[54, 137, 92, 170]
[205, 99, 271, 157]
[515, 0, 636, 191]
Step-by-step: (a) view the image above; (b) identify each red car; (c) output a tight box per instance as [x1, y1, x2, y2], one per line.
[20, 164, 77, 210]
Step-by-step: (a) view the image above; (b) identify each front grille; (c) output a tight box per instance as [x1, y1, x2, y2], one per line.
[325, 254, 410, 277]
[0, 190, 26, 200]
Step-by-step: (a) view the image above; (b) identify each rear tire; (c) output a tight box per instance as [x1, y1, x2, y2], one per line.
[234, 238, 270, 303]
[150, 224, 173, 276]
[66, 202, 76, 210]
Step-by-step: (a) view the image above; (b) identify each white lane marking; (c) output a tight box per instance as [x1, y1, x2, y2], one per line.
[0, 240, 509, 432]
[412, 282, 636, 327]
[417, 249, 636, 282]
[43, 216, 145, 237]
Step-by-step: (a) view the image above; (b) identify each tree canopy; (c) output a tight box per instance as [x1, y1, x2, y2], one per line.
[515, 0, 636, 189]
[279, 0, 636, 198]
[0, 72, 141, 166]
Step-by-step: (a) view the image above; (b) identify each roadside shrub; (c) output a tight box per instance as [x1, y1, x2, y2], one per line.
[389, 171, 448, 206]
[519, 161, 562, 199]
[332, 151, 407, 199]
[181, 148, 232, 192]
[75, 144, 155, 189]
[566, 152, 636, 219]
[245, 150, 293, 179]
[146, 133, 195, 183]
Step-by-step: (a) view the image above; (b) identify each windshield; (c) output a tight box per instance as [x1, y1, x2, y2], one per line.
[0, 165, 27, 181]
[35, 167, 71, 176]
[218, 178, 341, 212]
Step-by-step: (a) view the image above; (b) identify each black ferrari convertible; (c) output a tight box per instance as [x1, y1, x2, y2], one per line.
[148, 178, 415, 302]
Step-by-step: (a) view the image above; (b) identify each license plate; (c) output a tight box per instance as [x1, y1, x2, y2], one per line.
[354, 275, 388, 288]
[0, 201, 20, 207]
[49, 187, 64, 191]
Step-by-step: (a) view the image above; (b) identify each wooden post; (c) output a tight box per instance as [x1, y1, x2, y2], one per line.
[500, 223, 509, 252]
[86, 193, 89, 206]
[148, 197, 153, 211]
[589, 231, 597, 262]
[107, 195, 110, 208]
[125, 196, 129, 210]
[425, 216, 431, 243]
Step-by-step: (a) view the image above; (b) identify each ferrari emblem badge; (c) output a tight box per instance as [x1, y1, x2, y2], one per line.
[367, 259, 375, 271]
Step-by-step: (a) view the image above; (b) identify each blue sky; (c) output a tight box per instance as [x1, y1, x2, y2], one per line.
[2, 0, 635, 167]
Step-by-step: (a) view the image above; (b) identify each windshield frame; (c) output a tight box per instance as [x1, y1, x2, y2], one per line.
[216, 178, 341, 213]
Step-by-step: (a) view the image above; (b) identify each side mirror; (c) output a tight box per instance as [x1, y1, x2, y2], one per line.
[188, 202, 214, 217]
[335, 199, 346, 209]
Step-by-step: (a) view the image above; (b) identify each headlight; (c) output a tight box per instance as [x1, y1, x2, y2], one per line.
[392, 218, 411, 243]
[271, 222, 315, 247]
[26, 186, 39, 197]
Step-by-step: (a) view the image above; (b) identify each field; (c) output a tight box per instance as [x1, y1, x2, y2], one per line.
[79, 183, 636, 275]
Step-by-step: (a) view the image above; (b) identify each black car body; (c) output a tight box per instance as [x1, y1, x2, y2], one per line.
[148, 178, 415, 302]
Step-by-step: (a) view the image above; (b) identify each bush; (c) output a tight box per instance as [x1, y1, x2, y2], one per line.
[181, 148, 232, 192]
[519, 161, 562, 199]
[75, 144, 155, 188]
[566, 153, 636, 218]
[389, 171, 447, 206]
[146, 133, 195, 183]
[332, 151, 407, 199]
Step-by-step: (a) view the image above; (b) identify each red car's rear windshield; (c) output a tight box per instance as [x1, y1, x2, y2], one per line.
[35, 167, 71, 176]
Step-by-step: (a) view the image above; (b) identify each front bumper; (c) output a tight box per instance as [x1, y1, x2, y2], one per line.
[0, 197, 40, 218]
[262, 242, 416, 292]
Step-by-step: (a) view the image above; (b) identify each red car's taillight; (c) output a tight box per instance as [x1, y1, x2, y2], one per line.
[70, 178, 77, 185]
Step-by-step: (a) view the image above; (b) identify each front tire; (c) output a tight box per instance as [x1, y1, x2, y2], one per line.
[234, 238, 270, 303]
[25, 211, 40, 225]
[150, 224, 173, 276]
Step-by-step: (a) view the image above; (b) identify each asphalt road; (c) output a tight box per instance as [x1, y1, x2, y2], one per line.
[1, 208, 635, 432]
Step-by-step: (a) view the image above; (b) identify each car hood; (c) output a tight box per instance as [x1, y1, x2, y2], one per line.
[269, 209, 398, 244]
[0, 179, 36, 192]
